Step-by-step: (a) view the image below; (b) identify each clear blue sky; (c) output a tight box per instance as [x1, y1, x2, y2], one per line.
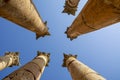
[0, 0, 120, 80]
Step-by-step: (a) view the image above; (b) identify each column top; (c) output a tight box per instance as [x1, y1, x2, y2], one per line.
[62, 53, 77, 67]
[62, 0, 80, 15]
[37, 51, 50, 66]
[5, 52, 20, 67]
[36, 21, 50, 39]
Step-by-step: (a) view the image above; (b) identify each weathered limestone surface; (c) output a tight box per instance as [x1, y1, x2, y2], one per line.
[65, 0, 120, 40]
[63, 54, 106, 80]
[0, 0, 50, 39]
[0, 52, 20, 71]
[62, 0, 80, 15]
[3, 51, 50, 80]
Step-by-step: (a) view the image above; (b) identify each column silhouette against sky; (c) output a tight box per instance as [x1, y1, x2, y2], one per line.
[62, 0, 80, 15]
[0, 0, 50, 39]
[0, 0, 120, 80]
[63, 54, 106, 80]
[0, 52, 19, 71]
[3, 51, 50, 80]
[65, 0, 120, 40]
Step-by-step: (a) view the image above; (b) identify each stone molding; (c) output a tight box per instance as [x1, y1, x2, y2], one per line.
[62, 53, 77, 67]
[62, 0, 80, 15]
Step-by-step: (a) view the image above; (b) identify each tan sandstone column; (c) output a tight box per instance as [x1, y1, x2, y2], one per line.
[62, 0, 80, 15]
[3, 51, 50, 80]
[0, 0, 50, 39]
[0, 52, 20, 71]
[65, 0, 120, 40]
[62, 54, 106, 80]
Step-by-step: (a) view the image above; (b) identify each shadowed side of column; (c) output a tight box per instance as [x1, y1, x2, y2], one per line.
[65, 0, 120, 40]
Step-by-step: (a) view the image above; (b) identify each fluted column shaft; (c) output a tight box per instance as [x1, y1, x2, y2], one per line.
[0, 52, 19, 71]
[63, 54, 106, 80]
[0, 0, 50, 39]
[3, 51, 50, 80]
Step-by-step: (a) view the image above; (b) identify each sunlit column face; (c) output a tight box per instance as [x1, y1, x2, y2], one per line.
[0, 52, 19, 71]
[0, 0, 50, 39]
[3, 51, 50, 80]
[63, 54, 106, 80]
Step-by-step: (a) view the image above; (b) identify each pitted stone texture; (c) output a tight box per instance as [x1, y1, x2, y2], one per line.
[0, 0, 50, 39]
[3, 70, 35, 80]
[3, 51, 50, 80]
[63, 54, 106, 80]
[66, 0, 120, 40]
[104, 0, 120, 9]
[0, 52, 19, 71]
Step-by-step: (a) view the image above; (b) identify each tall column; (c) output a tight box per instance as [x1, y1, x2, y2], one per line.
[0, 52, 20, 71]
[62, 0, 80, 15]
[62, 54, 106, 80]
[3, 51, 50, 80]
[65, 0, 120, 40]
[0, 0, 50, 39]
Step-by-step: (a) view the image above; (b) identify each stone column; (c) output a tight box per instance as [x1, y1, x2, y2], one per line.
[0, 0, 50, 39]
[3, 51, 50, 80]
[0, 52, 20, 71]
[65, 0, 120, 40]
[62, 54, 106, 80]
[62, 0, 80, 15]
